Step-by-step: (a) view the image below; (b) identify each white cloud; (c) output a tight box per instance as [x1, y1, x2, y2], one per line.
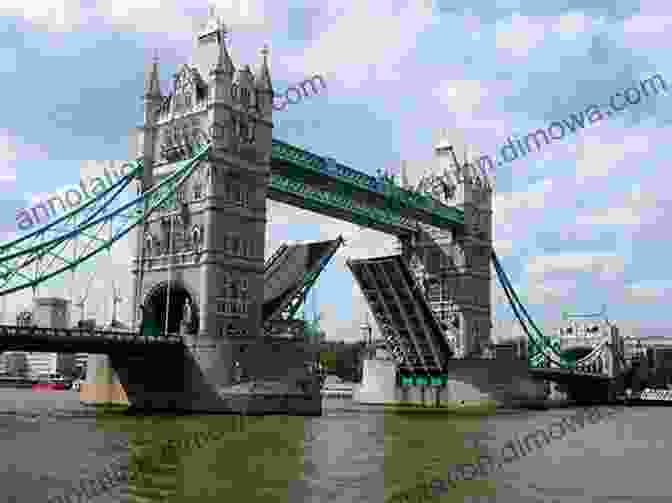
[0, 0, 268, 34]
[526, 252, 625, 281]
[495, 14, 547, 58]
[625, 281, 672, 303]
[0, 0, 92, 31]
[432, 79, 489, 114]
[281, 1, 438, 89]
[551, 12, 596, 39]
[574, 130, 651, 185]
[0, 130, 49, 189]
[576, 206, 641, 227]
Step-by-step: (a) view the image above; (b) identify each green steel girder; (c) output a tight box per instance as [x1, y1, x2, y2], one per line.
[0, 138, 461, 305]
[269, 173, 417, 232]
[270, 139, 465, 227]
[0, 143, 210, 297]
[0, 160, 143, 259]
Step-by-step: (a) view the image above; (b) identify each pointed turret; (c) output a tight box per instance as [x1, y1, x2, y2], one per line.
[398, 160, 409, 189]
[254, 45, 273, 92]
[212, 17, 234, 77]
[144, 53, 162, 98]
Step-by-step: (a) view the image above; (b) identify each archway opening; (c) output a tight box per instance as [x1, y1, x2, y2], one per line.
[144, 283, 197, 336]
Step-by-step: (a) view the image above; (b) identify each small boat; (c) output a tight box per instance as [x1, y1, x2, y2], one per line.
[321, 376, 354, 398]
[32, 373, 71, 391]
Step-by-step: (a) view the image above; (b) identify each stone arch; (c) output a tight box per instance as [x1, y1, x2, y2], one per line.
[141, 280, 199, 335]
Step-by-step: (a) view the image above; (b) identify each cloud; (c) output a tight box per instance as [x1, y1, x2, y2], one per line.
[495, 14, 547, 59]
[574, 129, 651, 185]
[0, 130, 49, 187]
[551, 12, 597, 39]
[0, 0, 268, 34]
[625, 281, 672, 304]
[280, 1, 438, 89]
[526, 252, 625, 281]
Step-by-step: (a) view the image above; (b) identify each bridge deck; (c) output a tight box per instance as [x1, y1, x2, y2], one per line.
[347, 254, 452, 374]
[529, 367, 612, 382]
[263, 238, 342, 323]
[0, 325, 182, 354]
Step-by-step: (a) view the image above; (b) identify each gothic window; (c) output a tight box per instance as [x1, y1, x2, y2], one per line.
[192, 225, 202, 251]
[144, 234, 153, 257]
[239, 120, 248, 142]
[241, 87, 250, 107]
[161, 218, 172, 254]
[17, 310, 33, 326]
[196, 84, 207, 102]
[193, 183, 203, 200]
[440, 281, 450, 302]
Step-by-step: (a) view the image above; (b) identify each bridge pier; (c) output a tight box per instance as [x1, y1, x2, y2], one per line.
[80, 336, 322, 414]
[80, 354, 128, 406]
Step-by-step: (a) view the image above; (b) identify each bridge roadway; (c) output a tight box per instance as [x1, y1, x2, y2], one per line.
[0, 324, 182, 355]
[529, 367, 612, 382]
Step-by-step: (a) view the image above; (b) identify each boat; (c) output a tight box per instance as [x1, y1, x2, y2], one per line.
[624, 387, 672, 405]
[321, 375, 354, 398]
[32, 373, 71, 391]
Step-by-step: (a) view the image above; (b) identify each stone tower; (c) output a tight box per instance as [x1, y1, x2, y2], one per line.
[130, 10, 273, 388]
[399, 131, 493, 357]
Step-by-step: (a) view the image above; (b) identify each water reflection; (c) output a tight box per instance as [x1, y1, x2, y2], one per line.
[94, 413, 306, 503]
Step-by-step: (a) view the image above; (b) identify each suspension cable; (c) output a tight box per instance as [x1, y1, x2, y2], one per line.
[491, 251, 564, 357]
[491, 252, 565, 366]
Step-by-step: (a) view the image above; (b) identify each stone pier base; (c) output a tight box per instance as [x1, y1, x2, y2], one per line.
[79, 338, 322, 415]
[353, 358, 548, 407]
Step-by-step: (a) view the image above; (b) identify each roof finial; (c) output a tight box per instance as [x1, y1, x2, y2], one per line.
[216, 16, 228, 46]
[208, 3, 215, 19]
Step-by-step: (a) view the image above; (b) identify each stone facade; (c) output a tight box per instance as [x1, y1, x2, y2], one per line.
[398, 134, 493, 358]
[130, 13, 273, 391]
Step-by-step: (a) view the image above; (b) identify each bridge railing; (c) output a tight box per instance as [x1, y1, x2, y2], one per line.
[0, 324, 182, 343]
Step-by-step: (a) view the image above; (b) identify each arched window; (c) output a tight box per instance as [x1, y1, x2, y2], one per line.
[191, 225, 202, 251]
[240, 278, 248, 301]
[144, 234, 153, 257]
[16, 310, 33, 327]
[193, 183, 203, 200]
[232, 236, 240, 255]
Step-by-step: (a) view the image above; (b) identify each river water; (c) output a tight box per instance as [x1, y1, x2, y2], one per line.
[0, 389, 669, 502]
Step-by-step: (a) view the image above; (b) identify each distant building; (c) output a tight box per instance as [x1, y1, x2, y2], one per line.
[20, 298, 77, 378]
[0, 352, 28, 376]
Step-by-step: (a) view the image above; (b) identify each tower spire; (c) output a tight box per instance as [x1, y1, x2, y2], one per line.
[212, 16, 234, 75]
[144, 51, 161, 97]
[254, 44, 273, 92]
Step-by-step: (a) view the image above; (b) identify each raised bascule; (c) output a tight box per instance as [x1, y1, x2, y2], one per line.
[0, 11, 631, 412]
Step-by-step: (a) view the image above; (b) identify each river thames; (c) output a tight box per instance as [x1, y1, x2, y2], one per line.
[0, 389, 669, 502]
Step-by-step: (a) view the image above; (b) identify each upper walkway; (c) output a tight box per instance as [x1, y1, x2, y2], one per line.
[268, 140, 465, 236]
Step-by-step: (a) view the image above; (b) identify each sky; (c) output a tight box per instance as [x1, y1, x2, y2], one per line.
[0, 0, 670, 343]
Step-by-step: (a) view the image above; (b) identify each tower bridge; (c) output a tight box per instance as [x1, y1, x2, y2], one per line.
[0, 11, 627, 412]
